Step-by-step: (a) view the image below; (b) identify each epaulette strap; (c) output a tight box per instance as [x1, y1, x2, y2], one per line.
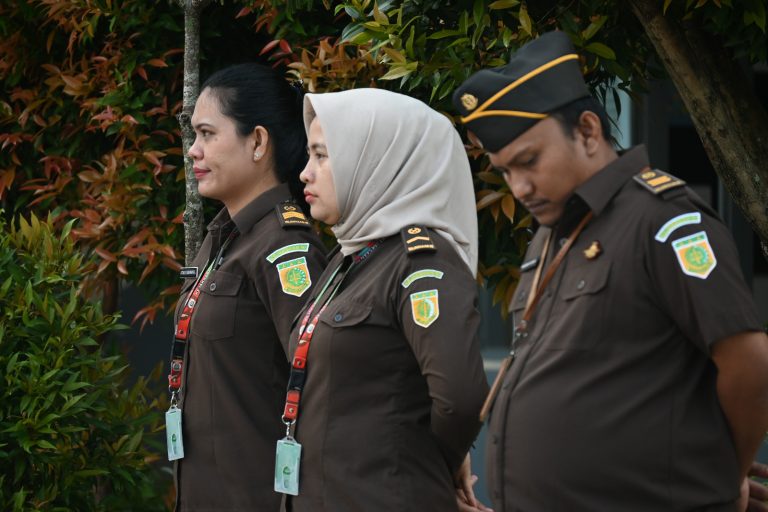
[633, 168, 686, 195]
[276, 201, 311, 229]
[401, 225, 436, 255]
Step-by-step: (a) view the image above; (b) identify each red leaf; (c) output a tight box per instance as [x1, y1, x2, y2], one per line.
[95, 247, 117, 262]
[259, 39, 280, 56]
[147, 58, 168, 68]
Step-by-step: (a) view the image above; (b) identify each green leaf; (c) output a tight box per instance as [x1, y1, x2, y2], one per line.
[489, 0, 520, 9]
[584, 42, 616, 60]
[663, 0, 673, 14]
[519, 4, 532, 36]
[582, 16, 607, 41]
[427, 29, 461, 40]
[379, 62, 418, 80]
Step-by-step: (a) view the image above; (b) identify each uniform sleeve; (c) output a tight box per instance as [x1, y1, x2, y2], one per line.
[253, 229, 328, 359]
[396, 254, 489, 473]
[645, 197, 762, 354]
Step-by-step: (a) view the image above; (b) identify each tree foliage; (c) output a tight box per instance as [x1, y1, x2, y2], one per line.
[0, 213, 166, 511]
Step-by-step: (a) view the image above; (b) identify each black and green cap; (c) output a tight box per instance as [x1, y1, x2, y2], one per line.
[452, 31, 590, 153]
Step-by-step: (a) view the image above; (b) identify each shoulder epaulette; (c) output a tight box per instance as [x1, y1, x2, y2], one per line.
[633, 168, 686, 196]
[401, 225, 436, 255]
[276, 201, 311, 229]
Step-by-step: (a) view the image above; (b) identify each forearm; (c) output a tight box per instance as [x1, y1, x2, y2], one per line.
[717, 374, 768, 478]
[713, 332, 768, 479]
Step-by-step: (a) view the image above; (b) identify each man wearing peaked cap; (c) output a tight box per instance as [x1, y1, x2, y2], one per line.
[452, 31, 768, 512]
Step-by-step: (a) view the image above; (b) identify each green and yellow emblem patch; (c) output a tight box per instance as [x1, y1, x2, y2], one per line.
[410, 289, 439, 328]
[672, 231, 717, 279]
[277, 256, 312, 297]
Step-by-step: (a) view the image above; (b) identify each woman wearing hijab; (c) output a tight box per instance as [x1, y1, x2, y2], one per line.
[170, 63, 327, 511]
[277, 88, 488, 512]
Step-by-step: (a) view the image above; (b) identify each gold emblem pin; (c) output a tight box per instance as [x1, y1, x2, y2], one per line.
[583, 241, 602, 260]
[408, 227, 421, 235]
[461, 93, 478, 111]
[641, 171, 656, 180]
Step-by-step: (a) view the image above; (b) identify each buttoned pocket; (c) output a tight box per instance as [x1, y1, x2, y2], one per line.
[560, 259, 611, 300]
[191, 269, 243, 341]
[545, 259, 611, 351]
[319, 300, 372, 328]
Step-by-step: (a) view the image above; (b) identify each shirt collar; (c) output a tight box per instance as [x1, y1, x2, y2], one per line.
[573, 145, 649, 217]
[206, 183, 293, 235]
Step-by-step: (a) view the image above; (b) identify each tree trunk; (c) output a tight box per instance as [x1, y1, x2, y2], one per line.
[176, 0, 212, 264]
[629, 0, 768, 261]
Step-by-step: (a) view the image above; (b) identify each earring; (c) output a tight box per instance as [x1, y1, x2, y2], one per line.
[254, 151, 261, 160]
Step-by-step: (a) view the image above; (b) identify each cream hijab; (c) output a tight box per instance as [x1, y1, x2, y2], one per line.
[303, 88, 478, 274]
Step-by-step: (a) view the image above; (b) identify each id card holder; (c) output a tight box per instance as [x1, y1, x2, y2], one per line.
[166, 406, 185, 461]
[274, 437, 301, 495]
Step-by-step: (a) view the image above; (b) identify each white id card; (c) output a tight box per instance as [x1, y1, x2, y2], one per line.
[166, 407, 185, 461]
[274, 437, 301, 495]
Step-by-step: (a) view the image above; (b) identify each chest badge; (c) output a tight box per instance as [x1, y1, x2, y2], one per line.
[583, 241, 602, 260]
[410, 289, 440, 328]
[277, 256, 312, 297]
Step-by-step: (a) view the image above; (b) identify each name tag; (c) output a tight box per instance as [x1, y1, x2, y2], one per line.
[274, 437, 301, 495]
[179, 267, 198, 279]
[166, 407, 185, 461]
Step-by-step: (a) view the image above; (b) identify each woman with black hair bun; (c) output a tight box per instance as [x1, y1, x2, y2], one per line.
[168, 63, 327, 511]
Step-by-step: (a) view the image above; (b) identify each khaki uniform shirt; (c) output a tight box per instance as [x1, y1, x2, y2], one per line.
[173, 184, 327, 512]
[487, 146, 763, 512]
[287, 230, 488, 512]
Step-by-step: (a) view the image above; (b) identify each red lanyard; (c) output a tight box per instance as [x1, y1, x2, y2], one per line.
[281, 241, 380, 425]
[168, 230, 238, 403]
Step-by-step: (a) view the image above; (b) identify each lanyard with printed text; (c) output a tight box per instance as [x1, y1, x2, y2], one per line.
[274, 241, 379, 495]
[478, 212, 594, 421]
[168, 229, 239, 404]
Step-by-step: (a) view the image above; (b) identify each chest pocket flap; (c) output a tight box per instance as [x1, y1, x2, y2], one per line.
[560, 259, 611, 301]
[200, 269, 243, 297]
[319, 300, 372, 328]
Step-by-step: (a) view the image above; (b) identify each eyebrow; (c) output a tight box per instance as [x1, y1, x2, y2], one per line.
[192, 122, 214, 130]
[309, 143, 327, 152]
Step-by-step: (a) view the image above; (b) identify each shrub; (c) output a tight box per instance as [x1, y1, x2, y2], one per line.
[0, 213, 168, 511]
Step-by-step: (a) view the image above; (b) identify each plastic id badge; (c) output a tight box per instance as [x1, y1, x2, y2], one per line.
[274, 437, 301, 495]
[166, 407, 185, 461]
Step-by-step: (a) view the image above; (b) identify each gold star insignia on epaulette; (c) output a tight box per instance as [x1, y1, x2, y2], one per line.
[276, 202, 310, 229]
[401, 225, 436, 255]
[633, 168, 686, 195]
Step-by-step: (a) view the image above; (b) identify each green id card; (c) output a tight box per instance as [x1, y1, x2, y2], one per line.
[166, 407, 185, 461]
[274, 437, 301, 495]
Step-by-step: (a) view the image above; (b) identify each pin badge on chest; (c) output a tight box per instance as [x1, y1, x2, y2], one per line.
[583, 241, 602, 260]
[180, 266, 198, 279]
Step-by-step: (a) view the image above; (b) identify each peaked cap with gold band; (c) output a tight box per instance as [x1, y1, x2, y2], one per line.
[452, 31, 590, 152]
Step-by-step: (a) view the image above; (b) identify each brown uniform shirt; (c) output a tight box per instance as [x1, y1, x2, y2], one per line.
[286, 229, 488, 512]
[486, 146, 763, 512]
[173, 184, 327, 512]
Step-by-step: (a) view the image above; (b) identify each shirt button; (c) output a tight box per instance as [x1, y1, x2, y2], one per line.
[209, 282, 217, 292]
[576, 279, 586, 290]
[559, 237, 568, 247]
[334, 313, 343, 322]
[492, 435, 499, 445]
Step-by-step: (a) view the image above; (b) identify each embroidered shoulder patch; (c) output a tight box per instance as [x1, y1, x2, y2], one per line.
[401, 269, 444, 288]
[671, 230, 717, 279]
[655, 212, 701, 243]
[266, 243, 310, 263]
[276, 202, 311, 229]
[276, 256, 312, 296]
[410, 289, 439, 328]
[633, 169, 685, 195]
[401, 225, 436, 255]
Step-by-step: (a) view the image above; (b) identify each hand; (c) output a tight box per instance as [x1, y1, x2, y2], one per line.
[454, 453, 494, 512]
[746, 461, 768, 512]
